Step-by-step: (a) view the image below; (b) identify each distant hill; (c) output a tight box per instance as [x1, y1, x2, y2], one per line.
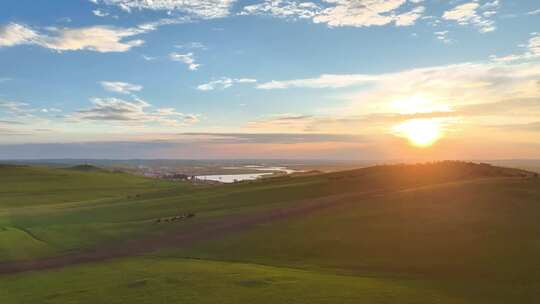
[66, 164, 107, 172]
[325, 160, 533, 180]
[263, 161, 535, 192]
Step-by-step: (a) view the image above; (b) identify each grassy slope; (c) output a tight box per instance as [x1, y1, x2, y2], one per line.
[0, 165, 177, 208]
[170, 177, 540, 302]
[2, 162, 523, 261]
[1, 162, 539, 303]
[0, 258, 471, 304]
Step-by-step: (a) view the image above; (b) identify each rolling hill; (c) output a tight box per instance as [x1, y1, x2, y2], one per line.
[1, 161, 539, 303]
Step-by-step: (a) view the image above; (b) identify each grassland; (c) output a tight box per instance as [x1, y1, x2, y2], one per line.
[1, 162, 539, 303]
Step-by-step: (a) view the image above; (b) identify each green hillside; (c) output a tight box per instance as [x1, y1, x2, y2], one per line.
[1, 162, 539, 303]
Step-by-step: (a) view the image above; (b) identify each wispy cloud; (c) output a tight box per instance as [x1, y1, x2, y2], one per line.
[96, 0, 236, 19]
[0, 100, 32, 116]
[92, 9, 109, 17]
[442, 1, 498, 33]
[241, 0, 425, 28]
[175, 41, 207, 49]
[0, 18, 188, 52]
[247, 61, 540, 141]
[197, 77, 256, 91]
[257, 74, 378, 89]
[100, 81, 143, 94]
[527, 9, 540, 16]
[71, 97, 200, 127]
[240, 0, 321, 20]
[0, 120, 25, 125]
[434, 30, 451, 44]
[141, 55, 157, 61]
[490, 33, 540, 62]
[170, 52, 200, 70]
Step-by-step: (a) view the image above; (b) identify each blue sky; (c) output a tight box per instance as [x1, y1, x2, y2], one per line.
[0, 0, 539, 159]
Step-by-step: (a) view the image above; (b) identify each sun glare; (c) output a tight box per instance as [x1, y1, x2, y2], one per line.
[391, 95, 451, 115]
[393, 119, 442, 147]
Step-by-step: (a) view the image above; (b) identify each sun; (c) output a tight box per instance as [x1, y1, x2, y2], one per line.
[393, 119, 442, 147]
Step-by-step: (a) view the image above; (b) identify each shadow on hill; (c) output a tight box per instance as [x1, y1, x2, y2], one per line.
[329, 161, 532, 179]
[316, 161, 534, 192]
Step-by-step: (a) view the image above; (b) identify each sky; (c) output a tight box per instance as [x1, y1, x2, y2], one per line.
[0, 0, 539, 160]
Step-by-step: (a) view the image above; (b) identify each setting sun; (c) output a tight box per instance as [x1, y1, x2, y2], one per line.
[393, 119, 442, 147]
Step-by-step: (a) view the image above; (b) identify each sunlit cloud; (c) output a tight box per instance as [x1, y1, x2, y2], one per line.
[257, 74, 378, 89]
[0, 18, 189, 52]
[245, 60, 540, 149]
[491, 33, 540, 62]
[442, 1, 498, 33]
[241, 0, 425, 28]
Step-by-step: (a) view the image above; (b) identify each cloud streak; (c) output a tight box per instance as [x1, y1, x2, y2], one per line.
[71, 97, 200, 127]
[170, 52, 200, 70]
[100, 81, 143, 94]
[197, 77, 257, 91]
[257, 74, 378, 89]
[0, 17, 188, 52]
[97, 0, 236, 19]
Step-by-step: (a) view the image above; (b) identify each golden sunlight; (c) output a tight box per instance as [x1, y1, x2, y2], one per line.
[390, 95, 451, 115]
[393, 119, 442, 147]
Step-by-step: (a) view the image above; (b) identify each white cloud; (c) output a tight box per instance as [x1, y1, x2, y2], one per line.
[394, 5, 425, 26]
[93, 9, 109, 17]
[0, 100, 31, 115]
[141, 55, 157, 61]
[100, 81, 143, 94]
[482, 0, 499, 10]
[74, 97, 150, 121]
[257, 74, 378, 89]
[197, 77, 257, 91]
[434, 30, 451, 44]
[0, 22, 144, 52]
[0, 18, 187, 52]
[442, 1, 497, 33]
[98, 0, 236, 19]
[240, 0, 322, 20]
[175, 41, 207, 49]
[527, 9, 540, 16]
[241, 0, 425, 28]
[315, 0, 425, 27]
[170, 52, 200, 70]
[258, 62, 540, 95]
[491, 34, 540, 62]
[0, 23, 40, 47]
[443, 3, 479, 22]
[72, 97, 199, 126]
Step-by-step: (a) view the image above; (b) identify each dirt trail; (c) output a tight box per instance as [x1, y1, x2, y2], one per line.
[0, 189, 393, 275]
